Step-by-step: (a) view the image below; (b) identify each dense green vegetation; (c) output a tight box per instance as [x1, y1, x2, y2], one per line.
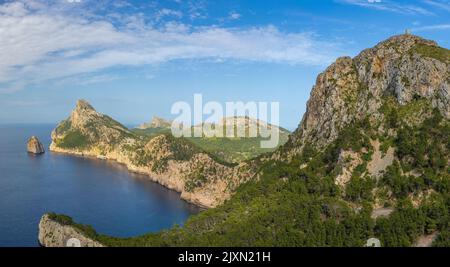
[433, 225, 450, 247]
[131, 127, 172, 138]
[47, 213, 98, 239]
[410, 43, 450, 63]
[51, 102, 449, 247]
[375, 197, 449, 247]
[132, 126, 290, 163]
[56, 130, 91, 149]
[188, 135, 289, 163]
[49, 96, 449, 247]
[380, 100, 450, 201]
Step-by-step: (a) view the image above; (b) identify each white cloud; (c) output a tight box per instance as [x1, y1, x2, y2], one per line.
[0, 1, 29, 16]
[187, 0, 208, 20]
[412, 24, 450, 32]
[52, 73, 120, 87]
[0, 0, 340, 93]
[156, 8, 183, 20]
[338, 0, 434, 15]
[229, 12, 241, 20]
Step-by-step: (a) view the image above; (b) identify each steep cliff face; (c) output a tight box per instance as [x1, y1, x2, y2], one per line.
[289, 34, 449, 152]
[275, 34, 449, 209]
[50, 100, 251, 208]
[39, 214, 104, 247]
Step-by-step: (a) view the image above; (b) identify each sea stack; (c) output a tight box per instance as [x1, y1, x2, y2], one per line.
[27, 136, 45, 154]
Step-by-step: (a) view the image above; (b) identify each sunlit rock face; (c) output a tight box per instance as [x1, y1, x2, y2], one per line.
[288, 34, 449, 152]
[27, 136, 45, 154]
[38, 214, 104, 247]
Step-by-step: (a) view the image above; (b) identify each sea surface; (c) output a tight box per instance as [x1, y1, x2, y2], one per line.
[0, 124, 200, 247]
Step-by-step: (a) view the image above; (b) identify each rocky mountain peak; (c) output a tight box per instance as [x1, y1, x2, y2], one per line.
[375, 34, 437, 51]
[150, 116, 172, 128]
[51, 100, 131, 151]
[70, 99, 102, 129]
[75, 99, 95, 112]
[288, 34, 449, 151]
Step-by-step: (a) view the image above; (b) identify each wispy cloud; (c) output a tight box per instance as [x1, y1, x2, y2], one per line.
[338, 0, 434, 15]
[228, 11, 241, 20]
[412, 24, 450, 32]
[52, 73, 121, 87]
[186, 0, 208, 20]
[0, 0, 341, 93]
[156, 8, 183, 21]
[423, 0, 450, 11]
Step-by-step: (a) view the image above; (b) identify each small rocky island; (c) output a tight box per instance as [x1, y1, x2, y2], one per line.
[27, 136, 45, 154]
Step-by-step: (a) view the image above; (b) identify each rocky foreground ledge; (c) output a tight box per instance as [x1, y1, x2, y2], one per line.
[39, 214, 104, 247]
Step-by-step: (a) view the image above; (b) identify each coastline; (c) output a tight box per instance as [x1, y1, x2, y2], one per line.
[49, 144, 225, 209]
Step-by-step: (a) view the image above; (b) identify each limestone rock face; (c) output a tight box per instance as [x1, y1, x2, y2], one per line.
[38, 214, 104, 247]
[289, 34, 449, 151]
[27, 136, 45, 154]
[51, 99, 133, 147]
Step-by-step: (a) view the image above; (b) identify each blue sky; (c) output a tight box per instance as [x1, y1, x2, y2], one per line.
[0, 0, 449, 130]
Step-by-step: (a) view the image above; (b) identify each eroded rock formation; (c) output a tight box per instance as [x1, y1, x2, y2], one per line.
[27, 136, 45, 154]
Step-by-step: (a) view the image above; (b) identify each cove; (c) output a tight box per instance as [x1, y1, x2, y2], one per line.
[0, 124, 200, 247]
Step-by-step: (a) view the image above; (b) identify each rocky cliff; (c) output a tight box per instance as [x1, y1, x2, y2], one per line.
[27, 136, 45, 154]
[288, 34, 449, 153]
[277, 34, 450, 209]
[50, 100, 251, 208]
[39, 214, 104, 247]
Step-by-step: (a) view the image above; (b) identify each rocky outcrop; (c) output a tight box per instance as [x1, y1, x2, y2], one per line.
[137, 116, 172, 129]
[38, 214, 104, 247]
[289, 34, 449, 152]
[335, 150, 363, 187]
[27, 136, 45, 154]
[367, 139, 395, 178]
[50, 100, 252, 208]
